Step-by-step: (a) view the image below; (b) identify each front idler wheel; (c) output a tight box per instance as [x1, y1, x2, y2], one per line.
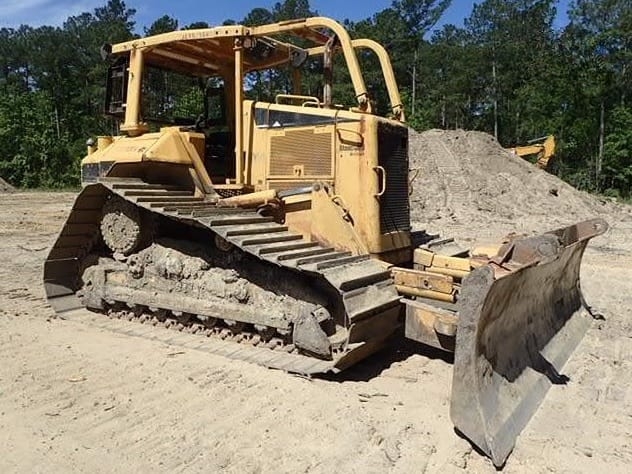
[101, 195, 152, 255]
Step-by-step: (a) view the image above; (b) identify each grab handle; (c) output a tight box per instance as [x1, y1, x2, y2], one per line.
[373, 166, 386, 197]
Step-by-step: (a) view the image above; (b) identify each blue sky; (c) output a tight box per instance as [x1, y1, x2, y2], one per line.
[1, 0, 571, 33]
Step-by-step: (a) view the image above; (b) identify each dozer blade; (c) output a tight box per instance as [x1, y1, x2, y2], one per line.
[450, 218, 607, 467]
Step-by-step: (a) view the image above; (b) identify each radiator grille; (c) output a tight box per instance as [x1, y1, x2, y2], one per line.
[378, 122, 410, 233]
[269, 129, 333, 177]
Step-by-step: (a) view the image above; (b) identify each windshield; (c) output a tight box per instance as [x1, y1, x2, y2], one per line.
[141, 64, 206, 126]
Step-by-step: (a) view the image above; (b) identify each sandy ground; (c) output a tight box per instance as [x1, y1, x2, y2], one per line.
[1, 148, 631, 472]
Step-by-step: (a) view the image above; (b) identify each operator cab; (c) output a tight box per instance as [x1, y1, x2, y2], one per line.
[105, 56, 235, 182]
[102, 22, 405, 195]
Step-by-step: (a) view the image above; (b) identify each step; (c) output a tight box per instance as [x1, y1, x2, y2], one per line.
[257, 241, 319, 255]
[294, 251, 353, 266]
[205, 215, 275, 226]
[137, 197, 204, 204]
[191, 208, 256, 218]
[332, 269, 393, 292]
[162, 202, 220, 211]
[320, 259, 392, 292]
[276, 247, 336, 262]
[174, 207, 221, 216]
[239, 233, 303, 246]
[315, 255, 370, 271]
[122, 190, 194, 197]
[223, 224, 289, 237]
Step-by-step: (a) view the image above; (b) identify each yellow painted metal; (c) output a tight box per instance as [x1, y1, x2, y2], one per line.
[97, 136, 114, 149]
[250, 17, 370, 112]
[395, 285, 456, 303]
[391, 267, 455, 294]
[86, 15, 412, 259]
[352, 39, 404, 121]
[242, 101, 410, 259]
[120, 49, 148, 136]
[109, 17, 375, 113]
[307, 38, 404, 121]
[234, 39, 245, 184]
[413, 248, 434, 267]
[145, 128, 215, 194]
[110, 25, 249, 53]
[413, 248, 474, 280]
[310, 186, 368, 255]
[143, 129, 195, 165]
[82, 134, 159, 164]
[431, 254, 472, 272]
[218, 189, 277, 208]
[82, 129, 215, 195]
[275, 94, 321, 106]
[507, 135, 556, 169]
[414, 249, 472, 272]
[421, 267, 471, 279]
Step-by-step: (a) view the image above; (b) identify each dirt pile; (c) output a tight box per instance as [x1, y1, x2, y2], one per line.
[0, 177, 15, 193]
[408, 129, 625, 240]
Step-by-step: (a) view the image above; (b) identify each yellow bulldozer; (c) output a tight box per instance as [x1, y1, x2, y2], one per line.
[44, 17, 607, 467]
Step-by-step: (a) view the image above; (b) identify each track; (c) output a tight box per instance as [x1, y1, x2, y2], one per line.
[44, 178, 402, 375]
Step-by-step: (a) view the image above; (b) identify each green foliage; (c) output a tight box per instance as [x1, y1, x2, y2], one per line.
[602, 106, 632, 196]
[0, 89, 78, 187]
[0, 0, 135, 188]
[145, 15, 178, 36]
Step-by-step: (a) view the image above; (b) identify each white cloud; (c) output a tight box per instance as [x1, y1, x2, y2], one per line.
[0, 0, 103, 28]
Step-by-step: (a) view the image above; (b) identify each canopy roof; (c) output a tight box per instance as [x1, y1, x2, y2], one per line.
[110, 18, 338, 76]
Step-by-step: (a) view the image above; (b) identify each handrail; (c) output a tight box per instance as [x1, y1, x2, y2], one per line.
[250, 17, 371, 113]
[307, 38, 406, 122]
[275, 94, 321, 107]
[352, 38, 405, 122]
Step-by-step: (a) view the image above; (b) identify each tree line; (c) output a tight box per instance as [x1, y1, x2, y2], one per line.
[0, 0, 630, 197]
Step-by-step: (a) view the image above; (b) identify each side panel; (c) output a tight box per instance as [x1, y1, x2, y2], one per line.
[249, 103, 340, 192]
[247, 103, 411, 259]
[80, 128, 212, 194]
